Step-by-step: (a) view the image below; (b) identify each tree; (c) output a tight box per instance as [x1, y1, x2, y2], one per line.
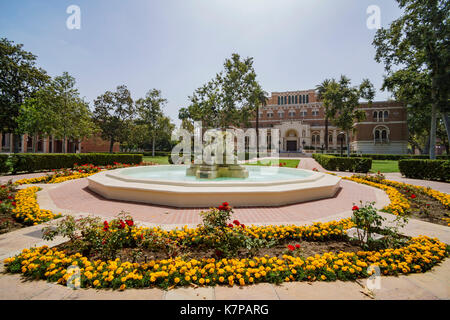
[135, 89, 167, 156]
[16, 72, 95, 153]
[50, 72, 94, 153]
[0, 38, 49, 152]
[16, 92, 53, 152]
[317, 76, 375, 156]
[180, 53, 262, 130]
[93, 85, 134, 153]
[373, 0, 450, 159]
[253, 87, 268, 158]
[316, 79, 336, 152]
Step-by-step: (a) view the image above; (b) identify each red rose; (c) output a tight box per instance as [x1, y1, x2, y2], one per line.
[295, 244, 300, 249]
[410, 194, 416, 199]
[218, 205, 225, 211]
[233, 220, 240, 226]
[241, 224, 245, 229]
[287, 245, 295, 251]
[11, 202, 16, 206]
[118, 220, 126, 229]
[352, 205, 359, 211]
[103, 221, 109, 231]
[125, 219, 134, 227]
[222, 202, 229, 206]
[7, 195, 13, 200]
[227, 224, 233, 228]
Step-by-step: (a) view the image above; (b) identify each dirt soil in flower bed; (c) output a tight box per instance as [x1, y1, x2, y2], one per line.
[55, 239, 363, 263]
[398, 189, 450, 226]
[0, 212, 25, 234]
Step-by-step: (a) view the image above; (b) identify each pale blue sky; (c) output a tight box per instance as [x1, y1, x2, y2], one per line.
[0, 0, 403, 125]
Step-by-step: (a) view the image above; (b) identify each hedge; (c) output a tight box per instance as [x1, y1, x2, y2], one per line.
[0, 154, 9, 174]
[9, 153, 143, 174]
[398, 159, 450, 182]
[312, 154, 372, 173]
[323, 153, 449, 161]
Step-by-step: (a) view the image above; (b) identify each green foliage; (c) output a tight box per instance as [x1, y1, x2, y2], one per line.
[372, 0, 450, 159]
[180, 53, 263, 129]
[93, 85, 134, 153]
[0, 38, 49, 134]
[9, 153, 142, 173]
[0, 154, 10, 173]
[312, 154, 372, 173]
[314, 76, 375, 156]
[398, 159, 450, 181]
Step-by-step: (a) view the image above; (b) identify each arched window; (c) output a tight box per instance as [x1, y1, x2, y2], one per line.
[384, 111, 388, 121]
[302, 130, 306, 137]
[373, 111, 378, 121]
[328, 135, 333, 143]
[311, 135, 315, 144]
[374, 126, 389, 143]
[288, 110, 295, 117]
[278, 110, 284, 118]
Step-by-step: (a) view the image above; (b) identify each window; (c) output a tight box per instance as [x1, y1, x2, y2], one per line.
[306, 95, 309, 103]
[295, 95, 298, 104]
[284, 96, 287, 104]
[374, 126, 389, 143]
[278, 96, 281, 105]
[278, 110, 284, 119]
[300, 110, 307, 117]
[302, 95, 305, 104]
[312, 109, 319, 116]
[288, 96, 291, 104]
[373, 111, 378, 120]
[288, 110, 295, 117]
[267, 112, 273, 118]
[328, 135, 333, 143]
[384, 111, 388, 121]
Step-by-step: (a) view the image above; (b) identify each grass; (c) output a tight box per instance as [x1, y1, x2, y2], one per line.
[142, 156, 170, 165]
[246, 159, 300, 168]
[370, 160, 399, 173]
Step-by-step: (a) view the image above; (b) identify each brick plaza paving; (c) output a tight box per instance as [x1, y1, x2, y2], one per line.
[0, 163, 449, 300]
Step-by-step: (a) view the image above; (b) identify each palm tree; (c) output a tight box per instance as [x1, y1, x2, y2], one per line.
[255, 88, 268, 158]
[316, 79, 333, 152]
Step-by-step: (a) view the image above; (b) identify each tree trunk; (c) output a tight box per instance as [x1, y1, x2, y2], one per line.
[324, 116, 328, 152]
[152, 134, 155, 157]
[256, 105, 259, 158]
[109, 138, 115, 153]
[429, 78, 438, 159]
[442, 112, 450, 150]
[32, 134, 37, 153]
[346, 131, 351, 157]
[424, 135, 430, 155]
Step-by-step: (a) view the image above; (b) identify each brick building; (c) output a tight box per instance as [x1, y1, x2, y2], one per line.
[0, 134, 120, 153]
[249, 89, 408, 154]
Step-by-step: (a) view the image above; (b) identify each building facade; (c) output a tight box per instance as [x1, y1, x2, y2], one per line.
[0, 134, 120, 153]
[249, 89, 408, 154]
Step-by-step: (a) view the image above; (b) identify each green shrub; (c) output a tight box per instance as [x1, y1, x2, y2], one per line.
[313, 154, 372, 173]
[0, 154, 10, 174]
[398, 159, 450, 182]
[324, 153, 449, 161]
[10, 153, 143, 173]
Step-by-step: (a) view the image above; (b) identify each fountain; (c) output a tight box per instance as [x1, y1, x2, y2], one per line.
[87, 129, 340, 207]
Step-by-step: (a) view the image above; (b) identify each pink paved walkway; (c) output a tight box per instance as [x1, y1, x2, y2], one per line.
[47, 178, 382, 225]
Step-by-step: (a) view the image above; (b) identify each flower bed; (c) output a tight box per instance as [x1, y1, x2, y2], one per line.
[3, 204, 448, 290]
[12, 187, 61, 225]
[344, 174, 450, 226]
[13, 162, 154, 186]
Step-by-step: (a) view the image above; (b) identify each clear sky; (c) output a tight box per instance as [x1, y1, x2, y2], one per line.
[0, 0, 403, 126]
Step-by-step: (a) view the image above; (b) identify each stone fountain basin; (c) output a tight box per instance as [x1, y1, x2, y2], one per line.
[87, 165, 341, 207]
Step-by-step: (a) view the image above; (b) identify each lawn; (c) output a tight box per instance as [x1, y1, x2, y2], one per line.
[246, 159, 300, 168]
[370, 160, 399, 173]
[142, 156, 170, 164]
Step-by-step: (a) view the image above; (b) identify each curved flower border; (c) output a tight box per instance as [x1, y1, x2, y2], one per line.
[3, 219, 449, 290]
